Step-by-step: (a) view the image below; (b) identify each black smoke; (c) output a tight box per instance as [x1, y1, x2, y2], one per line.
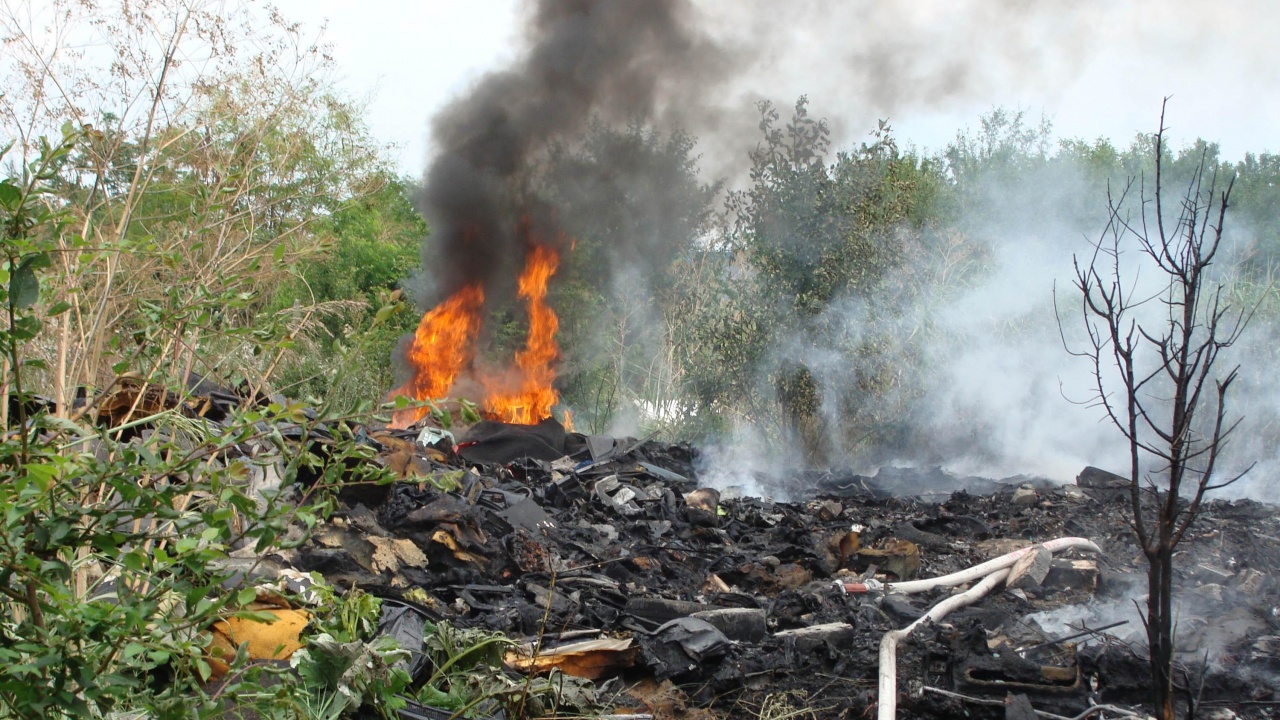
[416, 0, 729, 305]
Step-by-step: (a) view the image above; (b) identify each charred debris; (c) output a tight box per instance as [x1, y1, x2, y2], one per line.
[112, 379, 1280, 719]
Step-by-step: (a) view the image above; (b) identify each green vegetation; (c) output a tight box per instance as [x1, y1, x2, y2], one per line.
[0, 121, 403, 718]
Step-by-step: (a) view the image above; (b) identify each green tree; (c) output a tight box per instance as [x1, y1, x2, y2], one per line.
[1, 0, 395, 407]
[696, 98, 948, 459]
[271, 175, 425, 408]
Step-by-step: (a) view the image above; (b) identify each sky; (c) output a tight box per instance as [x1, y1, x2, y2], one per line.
[271, 0, 1279, 180]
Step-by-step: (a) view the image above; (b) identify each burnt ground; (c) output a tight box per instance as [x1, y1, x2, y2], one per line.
[265, 421, 1280, 719]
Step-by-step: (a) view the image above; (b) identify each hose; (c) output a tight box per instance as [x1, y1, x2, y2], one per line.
[875, 537, 1102, 720]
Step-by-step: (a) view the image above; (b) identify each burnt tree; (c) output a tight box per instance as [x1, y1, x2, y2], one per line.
[1064, 101, 1252, 720]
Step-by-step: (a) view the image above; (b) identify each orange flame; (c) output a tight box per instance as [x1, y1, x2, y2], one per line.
[388, 243, 566, 429]
[482, 244, 561, 424]
[387, 284, 485, 428]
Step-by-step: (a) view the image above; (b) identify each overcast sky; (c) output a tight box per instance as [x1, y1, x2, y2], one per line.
[271, 0, 1280, 179]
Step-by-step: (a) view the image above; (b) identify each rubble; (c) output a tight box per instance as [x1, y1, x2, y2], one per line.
[111, 382, 1280, 719]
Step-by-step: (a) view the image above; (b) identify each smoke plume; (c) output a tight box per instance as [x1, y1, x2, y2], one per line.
[414, 0, 729, 306]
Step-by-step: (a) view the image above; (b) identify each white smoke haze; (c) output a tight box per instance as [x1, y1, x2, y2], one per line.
[696, 119, 1280, 500]
[904, 224, 1132, 481]
[697, 421, 794, 501]
[1027, 575, 1150, 650]
[1029, 575, 1277, 669]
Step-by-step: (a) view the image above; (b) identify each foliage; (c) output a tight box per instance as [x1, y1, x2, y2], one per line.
[0, 3, 431, 716]
[0, 121, 407, 719]
[414, 619, 513, 715]
[288, 587, 411, 720]
[677, 98, 951, 459]
[412, 619, 598, 719]
[0, 0, 397, 409]
[271, 176, 425, 409]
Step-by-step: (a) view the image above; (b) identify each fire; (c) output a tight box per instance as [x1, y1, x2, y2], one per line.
[388, 284, 485, 428]
[482, 244, 560, 424]
[388, 243, 565, 428]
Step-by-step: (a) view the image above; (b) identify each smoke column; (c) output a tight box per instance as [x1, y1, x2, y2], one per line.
[414, 0, 729, 306]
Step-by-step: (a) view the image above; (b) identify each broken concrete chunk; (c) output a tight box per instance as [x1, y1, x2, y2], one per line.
[1011, 484, 1039, 507]
[1250, 635, 1280, 664]
[1076, 466, 1129, 502]
[816, 499, 843, 521]
[1193, 583, 1226, 604]
[1233, 567, 1266, 595]
[1191, 563, 1234, 584]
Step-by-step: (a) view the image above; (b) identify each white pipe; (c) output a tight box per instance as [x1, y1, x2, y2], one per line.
[885, 537, 1101, 595]
[878, 568, 1010, 720]
[875, 538, 1102, 720]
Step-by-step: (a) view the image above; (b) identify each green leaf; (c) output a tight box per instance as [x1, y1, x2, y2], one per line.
[0, 180, 20, 211]
[10, 261, 40, 309]
[236, 587, 258, 607]
[42, 415, 93, 438]
[9, 314, 41, 340]
[19, 252, 50, 272]
[25, 463, 56, 491]
[46, 300, 71, 316]
[373, 302, 397, 325]
[121, 550, 146, 573]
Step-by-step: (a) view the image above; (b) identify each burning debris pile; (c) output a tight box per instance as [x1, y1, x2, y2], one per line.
[223, 408, 1279, 720]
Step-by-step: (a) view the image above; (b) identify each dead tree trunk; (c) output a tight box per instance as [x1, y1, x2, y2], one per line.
[1061, 99, 1253, 720]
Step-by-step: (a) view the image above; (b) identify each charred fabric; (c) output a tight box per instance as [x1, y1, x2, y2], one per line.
[193, 395, 1280, 720]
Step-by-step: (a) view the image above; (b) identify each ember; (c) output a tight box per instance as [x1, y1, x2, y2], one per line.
[389, 241, 564, 428]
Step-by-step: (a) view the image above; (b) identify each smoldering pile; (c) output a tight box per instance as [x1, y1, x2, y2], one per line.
[261, 415, 1280, 720]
